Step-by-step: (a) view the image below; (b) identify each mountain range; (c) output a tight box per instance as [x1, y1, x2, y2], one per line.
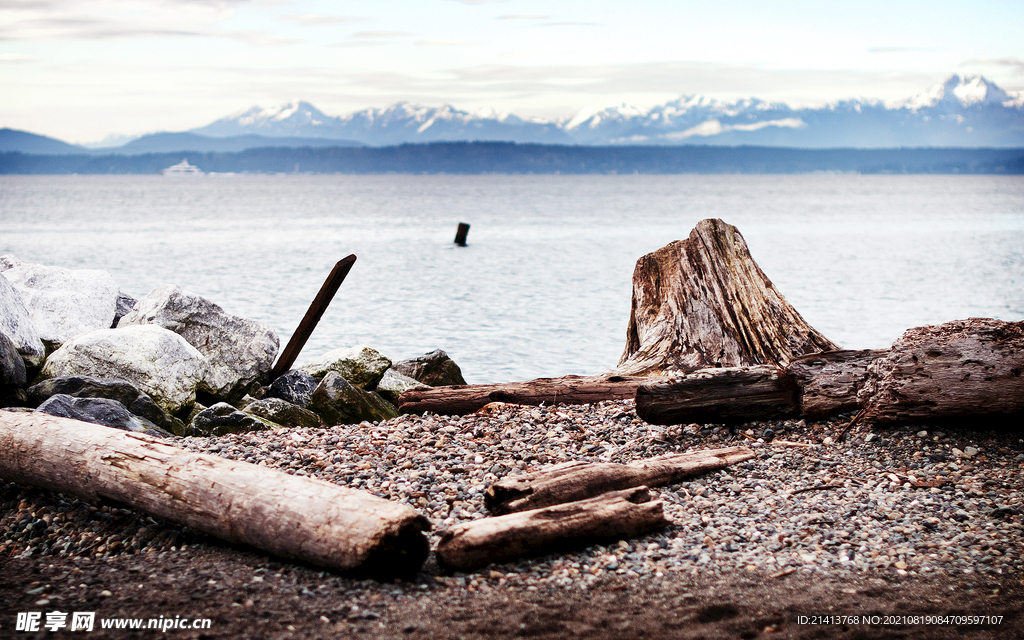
[2, 74, 1022, 154]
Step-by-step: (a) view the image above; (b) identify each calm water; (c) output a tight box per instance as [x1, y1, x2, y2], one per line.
[2, 174, 1023, 383]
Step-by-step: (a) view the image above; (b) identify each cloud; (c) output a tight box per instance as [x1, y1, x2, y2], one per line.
[416, 40, 480, 47]
[351, 30, 413, 39]
[663, 118, 806, 140]
[497, 14, 548, 20]
[0, 52, 35, 62]
[867, 46, 937, 53]
[962, 57, 1024, 74]
[283, 14, 368, 26]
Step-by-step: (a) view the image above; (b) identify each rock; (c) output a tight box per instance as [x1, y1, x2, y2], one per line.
[188, 402, 277, 436]
[111, 291, 137, 328]
[391, 349, 467, 387]
[0, 255, 118, 350]
[27, 375, 184, 436]
[963, 446, 979, 458]
[243, 397, 323, 428]
[1, 330, 27, 389]
[1, 331, 28, 406]
[0, 272, 46, 369]
[35, 394, 171, 438]
[376, 368, 429, 403]
[266, 370, 318, 408]
[299, 346, 392, 389]
[40, 325, 207, 416]
[118, 285, 279, 402]
[308, 372, 399, 425]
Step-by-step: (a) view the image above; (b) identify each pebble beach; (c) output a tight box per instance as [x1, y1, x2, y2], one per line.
[3, 400, 1022, 589]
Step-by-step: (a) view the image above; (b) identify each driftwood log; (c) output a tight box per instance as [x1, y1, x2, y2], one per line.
[0, 412, 430, 577]
[397, 374, 647, 416]
[858, 318, 1024, 425]
[635, 366, 799, 425]
[486, 446, 754, 515]
[786, 349, 888, 419]
[616, 218, 839, 376]
[437, 486, 667, 571]
[635, 351, 889, 425]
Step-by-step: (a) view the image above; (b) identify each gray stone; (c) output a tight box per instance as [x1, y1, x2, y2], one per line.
[118, 285, 279, 402]
[27, 375, 184, 436]
[391, 349, 467, 386]
[308, 371, 399, 426]
[298, 345, 391, 389]
[111, 291, 137, 328]
[1, 330, 27, 389]
[0, 255, 118, 349]
[0, 272, 45, 369]
[266, 370, 318, 408]
[188, 402, 277, 436]
[35, 394, 171, 438]
[41, 325, 207, 416]
[376, 368, 428, 403]
[244, 397, 323, 428]
[1, 331, 28, 406]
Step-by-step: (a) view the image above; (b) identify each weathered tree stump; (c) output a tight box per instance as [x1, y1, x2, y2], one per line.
[485, 446, 754, 515]
[437, 486, 667, 571]
[858, 318, 1024, 425]
[0, 412, 430, 578]
[397, 374, 646, 416]
[616, 218, 839, 376]
[635, 366, 800, 425]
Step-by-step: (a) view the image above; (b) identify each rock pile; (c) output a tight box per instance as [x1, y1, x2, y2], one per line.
[0, 254, 467, 437]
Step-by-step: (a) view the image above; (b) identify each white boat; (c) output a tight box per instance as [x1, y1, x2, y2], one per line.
[161, 159, 204, 176]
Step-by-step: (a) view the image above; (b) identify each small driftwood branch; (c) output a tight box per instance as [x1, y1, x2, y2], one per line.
[436, 486, 667, 571]
[485, 446, 754, 515]
[397, 374, 647, 416]
[0, 412, 429, 578]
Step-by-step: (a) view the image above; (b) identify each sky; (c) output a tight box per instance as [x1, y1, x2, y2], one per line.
[2, 0, 1023, 144]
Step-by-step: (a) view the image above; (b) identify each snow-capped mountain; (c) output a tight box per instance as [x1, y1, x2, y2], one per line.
[186, 75, 1023, 148]
[192, 100, 574, 145]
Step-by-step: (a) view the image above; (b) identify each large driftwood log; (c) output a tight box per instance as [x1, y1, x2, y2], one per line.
[397, 374, 647, 416]
[0, 412, 430, 577]
[485, 446, 754, 515]
[437, 486, 667, 571]
[858, 318, 1024, 425]
[635, 366, 800, 425]
[616, 218, 839, 376]
[785, 349, 888, 419]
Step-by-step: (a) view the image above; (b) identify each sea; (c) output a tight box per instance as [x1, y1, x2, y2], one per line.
[1, 174, 1022, 384]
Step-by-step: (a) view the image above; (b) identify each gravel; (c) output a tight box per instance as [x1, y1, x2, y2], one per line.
[3, 400, 1023, 591]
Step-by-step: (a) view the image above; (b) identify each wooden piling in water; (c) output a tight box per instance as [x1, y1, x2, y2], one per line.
[454, 222, 470, 246]
[269, 255, 356, 380]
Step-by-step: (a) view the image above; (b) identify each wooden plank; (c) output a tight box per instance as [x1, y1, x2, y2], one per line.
[270, 255, 356, 380]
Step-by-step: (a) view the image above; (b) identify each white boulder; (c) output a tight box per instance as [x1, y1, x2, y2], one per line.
[0, 254, 118, 349]
[0, 272, 46, 368]
[41, 324, 207, 415]
[118, 285, 279, 401]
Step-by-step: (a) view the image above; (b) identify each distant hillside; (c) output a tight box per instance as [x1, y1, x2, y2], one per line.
[112, 132, 364, 154]
[2, 143, 1022, 175]
[0, 129, 88, 155]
